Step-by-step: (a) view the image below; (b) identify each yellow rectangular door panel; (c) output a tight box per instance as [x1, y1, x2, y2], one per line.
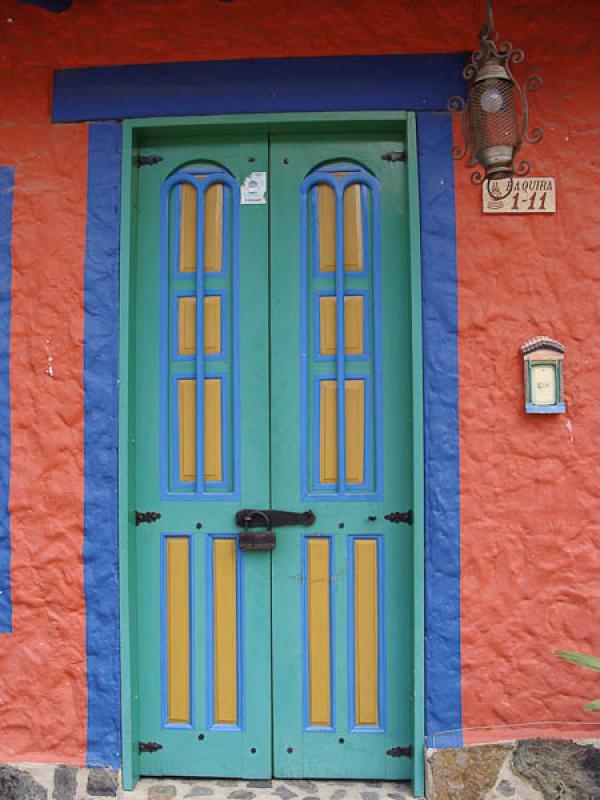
[354, 539, 379, 727]
[178, 296, 196, 356]
[344, 295, 364, 355]
[178, 379, 196, 483]
[307, 538, 332, 727]
[166, 537, 191, 725]
[345, 379, 365, 484]
[319, 380, 338, 484]
[204, 378, 223, 483]
[213, 538, 238, 725]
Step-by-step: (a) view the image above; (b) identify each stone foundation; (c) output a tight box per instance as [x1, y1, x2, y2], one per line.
[0, 767, 412, 800]
[426, 739, 600, 800]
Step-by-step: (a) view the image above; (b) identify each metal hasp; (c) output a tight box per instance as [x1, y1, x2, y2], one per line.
[138, 741, 163, 753]
[386, 745, 413, 758]
[235, 509, 316, 528]
[135, 510, 162, 526]
[384, 510, 413, 525]
[237, 509, 315, 552]
[448, 0, 543, 200]
[381, 150, 406, 162]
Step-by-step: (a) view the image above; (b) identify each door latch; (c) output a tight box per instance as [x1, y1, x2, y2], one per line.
[235, 509, 316, 528]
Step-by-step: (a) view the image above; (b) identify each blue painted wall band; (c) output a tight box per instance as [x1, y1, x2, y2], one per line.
[83, 122, 122, 766]
[52, 54, 467, 123]
[417, 113, 463, 749]
[0, 167, 14, 635]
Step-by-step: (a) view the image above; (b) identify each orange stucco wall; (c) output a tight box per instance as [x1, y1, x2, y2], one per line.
[0, 0, 598, 765]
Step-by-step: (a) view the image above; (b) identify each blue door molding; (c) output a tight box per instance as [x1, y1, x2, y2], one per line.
[76, 55, 465, 776]
[0, 167, 14, 635]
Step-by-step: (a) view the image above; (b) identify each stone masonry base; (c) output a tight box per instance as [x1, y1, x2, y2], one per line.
[0, 766, 413, 800]
[3, 741, 600, 800]
[426, 739, 600, 800]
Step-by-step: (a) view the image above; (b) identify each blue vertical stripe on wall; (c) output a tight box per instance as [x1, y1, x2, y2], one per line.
[417, 113, 463, 749]
[0, 167, 14, 635]
[83, 123, 122, 766]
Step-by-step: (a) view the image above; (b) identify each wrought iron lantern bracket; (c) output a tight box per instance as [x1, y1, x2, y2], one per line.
[448, 0, 543, 199]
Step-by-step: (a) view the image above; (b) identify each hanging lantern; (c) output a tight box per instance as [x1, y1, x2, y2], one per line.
[449, 0, 543, 199]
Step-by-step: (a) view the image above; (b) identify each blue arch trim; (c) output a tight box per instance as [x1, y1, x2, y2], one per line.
[83, 123, 122, 766]
[417, 113, 463, 748]
[52, 54, 466, 123]
[0, 167, 14, 635]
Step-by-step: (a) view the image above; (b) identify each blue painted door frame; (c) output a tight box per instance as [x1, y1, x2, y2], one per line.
[75, 54, 463, 797]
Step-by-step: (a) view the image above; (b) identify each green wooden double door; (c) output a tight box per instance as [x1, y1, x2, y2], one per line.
[133, 129, 414, 780]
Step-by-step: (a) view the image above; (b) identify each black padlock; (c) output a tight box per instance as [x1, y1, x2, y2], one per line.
[238, 510, 276, 552]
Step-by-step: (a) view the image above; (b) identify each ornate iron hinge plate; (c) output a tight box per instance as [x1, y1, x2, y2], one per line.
[384, 510, 413, 524]
[137, 154, 164, 167]
[381, 150, 406, 162]
[386, 745, 413, 758]
[139, 741, 163, 753]
[135, 510, 162, 526]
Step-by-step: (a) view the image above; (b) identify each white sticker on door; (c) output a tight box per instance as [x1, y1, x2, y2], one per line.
[241, 172, 267, 205]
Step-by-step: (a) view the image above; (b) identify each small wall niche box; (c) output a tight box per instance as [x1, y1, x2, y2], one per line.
[521, 336, 565, 414]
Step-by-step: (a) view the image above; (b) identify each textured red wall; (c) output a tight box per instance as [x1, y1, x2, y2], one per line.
[455, 1, 600, 745]
[0, 0, 598, 764]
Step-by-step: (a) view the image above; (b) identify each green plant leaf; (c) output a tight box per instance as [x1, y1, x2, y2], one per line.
[584, 698, 600, 712]
[556, 651, 600, 672]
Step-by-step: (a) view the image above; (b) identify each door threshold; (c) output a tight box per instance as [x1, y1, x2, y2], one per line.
[119, 778, 414, 800]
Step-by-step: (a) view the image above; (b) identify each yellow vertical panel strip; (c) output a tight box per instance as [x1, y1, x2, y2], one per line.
[179, 184, 197, 273]
[308, 538, 332, 727]
[343, 184, 364, 272]
[320, 380, 338, 484]
[318, 184, 336, 272]
[204, 378, 223, 482]
[344, 295, 364, 355]
[319, 296, 337, 355]
[178, 296, 196, 356]
[354, 539, 379, 726]
[204, 182, 223, 273]
[204, 295, 221, 355]
[178, 379, 196, 483]
[345, 380, 365, 484]
[167, 537, 191, 724]
[213, 539, 238, 725]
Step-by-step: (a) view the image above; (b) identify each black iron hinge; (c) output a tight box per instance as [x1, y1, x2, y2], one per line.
[381, 150, 406, 163]
[387, 745, 413, 758]
[139, 741, 163, 753]
[384, 510, 413, 525]
[135, 510, 162, 526]
[137, 154, 164, 167]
